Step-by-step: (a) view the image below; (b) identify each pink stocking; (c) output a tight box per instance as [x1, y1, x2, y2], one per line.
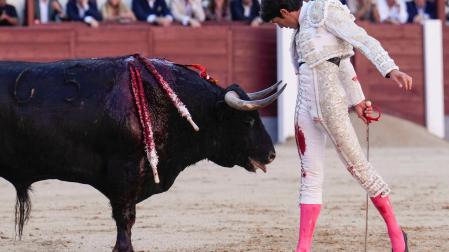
[371, 195, 406, 252]
[296, 204, 321, 252]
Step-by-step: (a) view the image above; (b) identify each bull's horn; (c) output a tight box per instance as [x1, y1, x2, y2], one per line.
[247, 80, 282, 100]
[224, 84, 287, 111]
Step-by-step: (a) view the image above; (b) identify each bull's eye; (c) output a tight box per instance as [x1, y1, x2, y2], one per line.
[244, 118, 255, 127]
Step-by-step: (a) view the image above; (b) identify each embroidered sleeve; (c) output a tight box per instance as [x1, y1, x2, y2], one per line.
[324, 1, 399, 77]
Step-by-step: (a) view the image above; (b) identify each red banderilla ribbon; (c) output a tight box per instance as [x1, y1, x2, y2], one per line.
[184, 64, 218, 85]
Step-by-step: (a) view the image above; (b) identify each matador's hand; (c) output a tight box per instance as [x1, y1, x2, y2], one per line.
[354, 100, 373, 125]
[388, 69, 413, 91]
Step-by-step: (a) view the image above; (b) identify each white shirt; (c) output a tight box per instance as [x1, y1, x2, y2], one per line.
[77, 2, 95, 23]
[243, 4, 251, 17]
[376, 0, 408, 23]
[148, 0, 155, 8]
[417, 7, 429, 20]
[77, 2, 88, 17]
[146, 0, 173, 23]
[39, 0, 49, 23]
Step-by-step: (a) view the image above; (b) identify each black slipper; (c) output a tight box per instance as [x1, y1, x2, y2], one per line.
[403, 230, 409, 252]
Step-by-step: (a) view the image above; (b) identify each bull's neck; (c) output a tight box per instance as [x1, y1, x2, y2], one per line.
[165, 83, 223, 170]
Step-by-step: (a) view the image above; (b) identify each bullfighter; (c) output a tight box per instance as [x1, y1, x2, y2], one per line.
[260, 0, 413, 251]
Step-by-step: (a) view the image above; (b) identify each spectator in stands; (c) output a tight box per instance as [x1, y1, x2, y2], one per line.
[171, 0, 205, 27]
[132, 0, 172, 26]
[0, 0, 18, 26]
[26, 0, 65, 24]
[66, 0, 102, 27]
[230, 0, 262, 26]
[344, 0, 380, 22]
[376, 0, 408, 24]
[406, 0, 436, 23]
[102, 0, 136, 23]
[205, 0, 230, 21]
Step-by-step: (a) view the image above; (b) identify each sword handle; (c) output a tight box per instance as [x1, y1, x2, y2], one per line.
[363, 101, 381, 124]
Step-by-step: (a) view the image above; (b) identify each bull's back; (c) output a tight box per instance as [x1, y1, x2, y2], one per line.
[0, 58, 139, 183]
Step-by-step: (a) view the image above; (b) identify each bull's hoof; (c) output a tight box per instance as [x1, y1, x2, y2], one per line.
[112, 244, 134, 252]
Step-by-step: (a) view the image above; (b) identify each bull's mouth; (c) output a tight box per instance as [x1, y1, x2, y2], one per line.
[249, 158, 267, 173]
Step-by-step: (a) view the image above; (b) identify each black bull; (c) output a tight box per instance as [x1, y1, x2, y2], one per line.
[0, 55, 284, 251]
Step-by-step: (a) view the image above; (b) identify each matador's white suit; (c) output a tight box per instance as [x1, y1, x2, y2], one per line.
[292, 0, 398, 204]
[291, 1, 408, 251]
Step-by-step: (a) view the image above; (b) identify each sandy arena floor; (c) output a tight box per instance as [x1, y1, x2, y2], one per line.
[1, 114, 448, 252]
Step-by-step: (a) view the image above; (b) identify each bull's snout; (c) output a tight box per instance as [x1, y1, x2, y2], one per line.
[267, 151, 276, 163]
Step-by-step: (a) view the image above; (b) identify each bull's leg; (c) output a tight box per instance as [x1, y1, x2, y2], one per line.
[106, 156, 145, 252]
[111, 201, 136, 252]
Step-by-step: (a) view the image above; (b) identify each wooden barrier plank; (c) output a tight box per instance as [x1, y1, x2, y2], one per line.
[153, 41, 228, 56]
[0, 43, 71, 60]
[392, 55, 424, 71]
[358, 22, 423, 39]
[76, 42, 148, 58]
[74, 25, 150, 58]
[378, 40, 423, 56]
[75, 28, 148, 43]
[152, 26, 229, 41]
[152, 27, 228, 57]
[0, 29, 71, 43]
[232, 26, 276, 42]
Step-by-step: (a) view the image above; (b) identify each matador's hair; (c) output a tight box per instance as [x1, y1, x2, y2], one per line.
[260, 0, 303, 22]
